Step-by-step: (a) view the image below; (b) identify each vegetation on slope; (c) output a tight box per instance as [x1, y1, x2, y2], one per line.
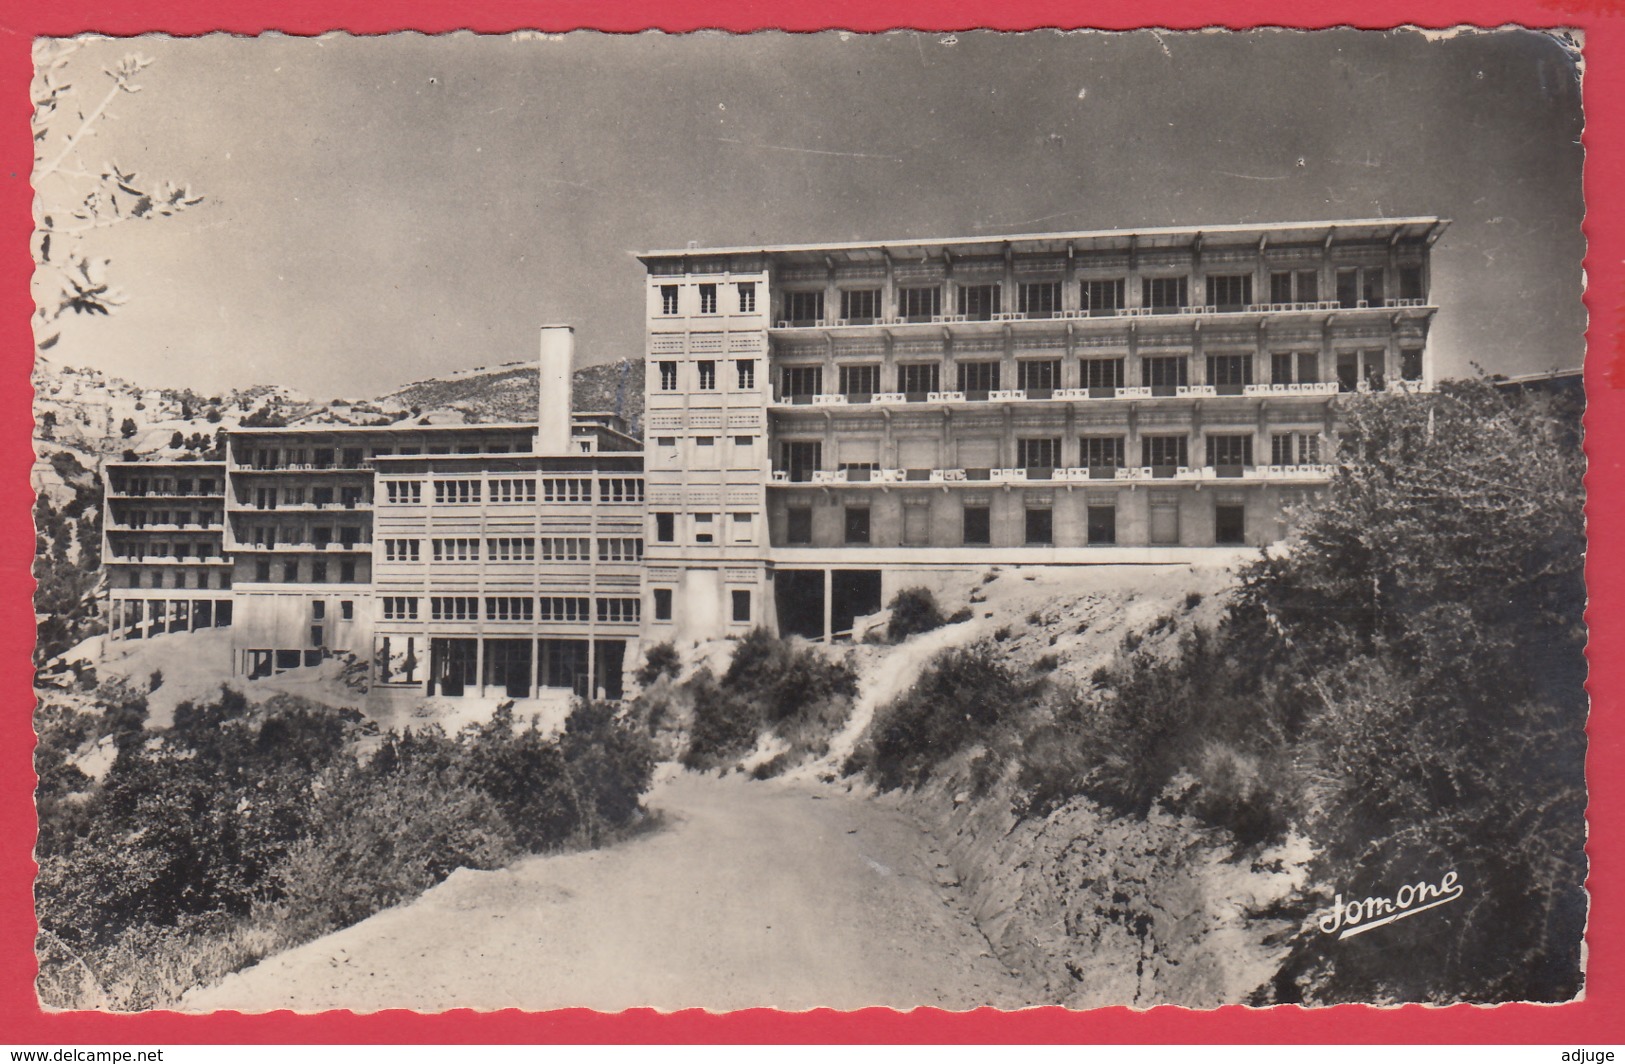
[34, 688, 656, 1010]
[847, 380, 1587, 1004]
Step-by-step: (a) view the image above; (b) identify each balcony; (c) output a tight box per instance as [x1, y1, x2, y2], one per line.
[769, 381, 1334, 412]
[765, 464, 1338, 488]
[766, 299, 1437, 338]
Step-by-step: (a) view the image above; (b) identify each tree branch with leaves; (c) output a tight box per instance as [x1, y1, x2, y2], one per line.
[32, 40, 203, 351]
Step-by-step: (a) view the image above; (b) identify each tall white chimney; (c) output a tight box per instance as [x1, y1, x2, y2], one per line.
[537, 324, 574, 454]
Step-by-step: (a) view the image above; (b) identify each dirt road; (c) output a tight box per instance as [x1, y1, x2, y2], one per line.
[184, 769, 1033, 1012]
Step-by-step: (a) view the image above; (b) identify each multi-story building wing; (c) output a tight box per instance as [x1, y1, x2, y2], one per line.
[368, 449, 645, 708]
[103, 460, 233, 640]
[223, 423, 540, 678]
[639, 217, 1445, 641]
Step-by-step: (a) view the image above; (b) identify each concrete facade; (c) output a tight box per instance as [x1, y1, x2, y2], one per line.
[638, 217, 1445, 640]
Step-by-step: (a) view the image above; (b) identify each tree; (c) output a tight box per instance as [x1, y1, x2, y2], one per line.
[119, 417, 136, 440]
[31, 42, 203, 351]
[39, 410, 57, 439]
[167, 430, 183, 449]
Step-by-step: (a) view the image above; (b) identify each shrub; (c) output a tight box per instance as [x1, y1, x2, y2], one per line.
[859, 641, 1030, 791]
[634, 641, 681, 686]
[681, 667, 759, 770]
[886, 587, 946, 641]
[1184, 591, 1204, 610]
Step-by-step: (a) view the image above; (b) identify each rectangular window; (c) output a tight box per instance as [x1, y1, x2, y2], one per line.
[1271, 353, 1295, 386]
[283, 561, 299, 582]
[1270, 270, 1320, 304]
[1143, 435, 1189, 472]
[538, 597, 590, 622]
[844, 506, 871, 544]
[1082, 278, 1125, 316]
[312, 600, 326, 619]
[487, 537, 537, 561]
[431, 538, 480, 562]
[1337, 350, 1386, 392]
[1018, 281, 1062, 318]
[736, 359, 756, 389]
[781, 440, 822, 482]
[340, 560, 356, 583]
[1205, 274, 1252, 311]
[1271, 432, 1321, 466]
[1143, 356, 1189, 393]
[653, 588, 673, 621]
[1208, 435, 1254, 474]
[383, 539, 420, 562]
[489, 478, 537, 503]
[656, 513, 675, 542]
[1206, 354, 1253, 393]
[697, 361, 717, 390]
[839, 364, 880, 398]
[1401, 348, 1424, 382]
[1025, 507, 1054, 545]
[737, 281, 757, 313]
[1081, 357, 1125, 390]
[1336, 268, 1360, 309]
[597, 598, 641, 623]
[485, 596, 535, 622]
[659, 361, 678, 391]
[384, 481, 422, 504]
[1143, 276, 1189, 313]
[693, 512, 715, 544]
[898, 286, 941, 321]
[782, 365, 823, 400]
[1082, 436, 1126, 472]
[661, 285, 679, 314]
[1362, 268, 1385, 307]
[957, 361, 1000, 396]
[382, 596, 419, 621]
[1150, 493, 1180, 545]
[1017, 438, 1060, 471]
[897, 362, 940, 396]
[1017, 360, 1060, 393]
[963, 506, 991, 545]
[787, 507, 813, 544]
[1087, 505, 1117, 545]
[784, 290, 825, 326]
[839, 289, 880, 323]
[1215, 504, 1247, 546]
[430, 596, 480, 622]
[539, 537, 590, 561]
[433, 480, 480, 504]
[312, 560, 328, 582]
[1399, 266, 1424, 302]
[597, 537, 644, 562]
[541, 478, 592, 502]
[599, 478, 645, 503]
[699, 283, 718, 314]
[731, 590, 751, 624]
[958, 284, 1001, 320]
[341, 600, 354, 620]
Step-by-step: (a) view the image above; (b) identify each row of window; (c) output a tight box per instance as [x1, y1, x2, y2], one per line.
[656, 358, 755, 391]
[252, 558, 359, 583]
[659, 281, 757, 316]
[110, 541, 222, 559]
[110, 476, 220, 497]
[380, 596, 643, 623]
[116, 510, 224, 528]
[648, 587, 753, 625]
[759, 267, 1425, 325]
[774, 433, 1322, 480]
[117, 569, 233, 589]
[380, 537, 646, 563]
[651, 511, 754, 544]
[781, 500, 1248, 547]
[772, 350, 1423, 398]
[382, 478, 645, 505]
[239, 440, 527, 469]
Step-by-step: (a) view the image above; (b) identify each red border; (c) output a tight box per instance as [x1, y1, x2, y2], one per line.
[3, 1, 1620, 1045]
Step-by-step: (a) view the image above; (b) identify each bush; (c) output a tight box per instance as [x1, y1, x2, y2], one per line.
[886, 587, 946, 641]
[681, 667, 759, 770]
[858, 641, 1031, 791]
[635, 641, 681, 687]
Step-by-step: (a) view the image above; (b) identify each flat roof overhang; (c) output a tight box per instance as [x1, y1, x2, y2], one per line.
[638, 216, 1450, 267]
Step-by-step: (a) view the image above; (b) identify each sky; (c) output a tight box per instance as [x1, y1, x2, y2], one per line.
[32, 28, 1587, 400]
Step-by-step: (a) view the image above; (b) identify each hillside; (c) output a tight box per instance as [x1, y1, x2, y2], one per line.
[377, 359, 642, 434]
